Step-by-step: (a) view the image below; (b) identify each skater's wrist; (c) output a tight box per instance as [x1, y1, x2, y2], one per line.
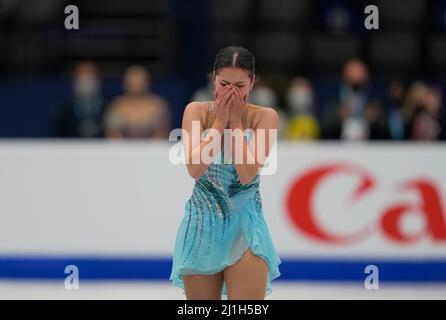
[212, 120, 226, 134]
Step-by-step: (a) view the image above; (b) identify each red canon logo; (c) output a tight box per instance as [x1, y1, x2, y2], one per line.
[286, 163, 446, 244]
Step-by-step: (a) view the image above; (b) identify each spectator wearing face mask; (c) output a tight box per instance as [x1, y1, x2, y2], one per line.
[56, 61, 107, 138]
[340, 59, 370, 117]
[339, 59, 370, 141]
[321, 59, 371, 141]
[284, 77, 320, 140]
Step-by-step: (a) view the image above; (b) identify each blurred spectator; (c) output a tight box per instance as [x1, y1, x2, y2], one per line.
[386, 80, 407, 140]
[56, 61, 107, 138]
[191, 79, 214, 102]
[321, 59, 371, 140]
[285, 77, 320, 140]
[401, 81, 430, 137]
[249, 80, 277, 107]
[407, 84, 445, 140]
[340, 59, 370, 118]
[104, 65, 171, 139]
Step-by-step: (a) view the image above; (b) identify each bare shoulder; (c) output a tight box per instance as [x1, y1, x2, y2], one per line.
[182, 101, 211, 128]
[183, 100, 208, 116]
[248, 104, 279, 128]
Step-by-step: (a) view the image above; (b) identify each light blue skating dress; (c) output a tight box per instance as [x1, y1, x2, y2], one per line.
[169, 101, 282, 297]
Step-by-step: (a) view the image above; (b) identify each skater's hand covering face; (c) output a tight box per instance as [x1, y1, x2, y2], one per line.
[228, 85, 248, 126]
[214, 67, 252, 103]
[213, 83, 233, 127]
[213, 67, 253, 128]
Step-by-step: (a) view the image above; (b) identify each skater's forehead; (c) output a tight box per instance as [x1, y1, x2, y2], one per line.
[217, 77, 250, 84]
[215, 68, 250, 84]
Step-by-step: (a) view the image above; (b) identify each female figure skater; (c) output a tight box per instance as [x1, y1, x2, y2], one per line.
[170, 46, 281, 300]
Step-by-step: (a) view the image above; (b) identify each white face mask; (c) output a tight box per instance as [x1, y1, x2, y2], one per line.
[74, 75, 99, 98]
[249, 87, 277, 107]
[287, 87, 313, 114]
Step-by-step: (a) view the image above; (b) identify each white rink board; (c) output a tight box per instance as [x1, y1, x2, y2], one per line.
[0, 141, 445, 260]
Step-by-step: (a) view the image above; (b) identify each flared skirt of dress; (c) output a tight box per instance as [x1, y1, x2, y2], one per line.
[169, 196, 282, 297]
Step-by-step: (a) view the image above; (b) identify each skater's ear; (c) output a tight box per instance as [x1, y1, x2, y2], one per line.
[250, 73, 258, 91]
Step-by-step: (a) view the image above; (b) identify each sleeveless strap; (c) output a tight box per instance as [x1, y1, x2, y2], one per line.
[208, 101, 216, 113]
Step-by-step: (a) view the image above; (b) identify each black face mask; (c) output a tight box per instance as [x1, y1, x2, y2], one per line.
[350, 82, 365, 93]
